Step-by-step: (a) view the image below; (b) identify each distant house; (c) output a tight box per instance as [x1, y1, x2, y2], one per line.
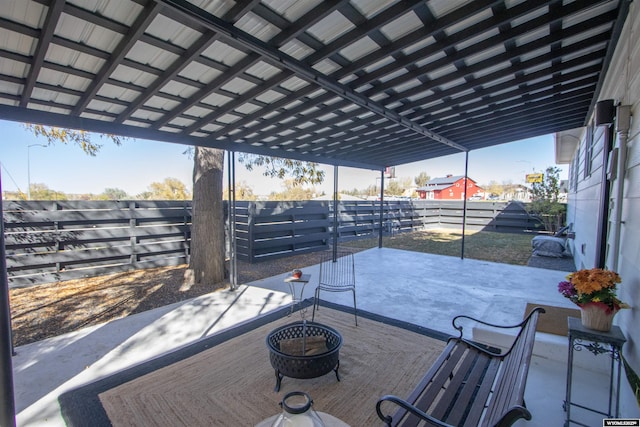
[558, 179, 568, 203]
[416, 175, 484, 200]
[312, 193, 365, 201]
[501, 184, 531, 202]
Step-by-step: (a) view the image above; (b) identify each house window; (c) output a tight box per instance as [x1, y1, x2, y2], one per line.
[570, 155, 579, 191]
[584, 124, 594, 179]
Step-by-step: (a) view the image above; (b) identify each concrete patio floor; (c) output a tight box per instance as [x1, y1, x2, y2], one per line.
[13, 248, 619, 426]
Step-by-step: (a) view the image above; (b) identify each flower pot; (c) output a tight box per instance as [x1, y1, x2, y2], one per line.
[579, 303, 618, 332]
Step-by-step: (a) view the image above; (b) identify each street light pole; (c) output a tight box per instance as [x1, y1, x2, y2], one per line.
[27, 144, 47, 200]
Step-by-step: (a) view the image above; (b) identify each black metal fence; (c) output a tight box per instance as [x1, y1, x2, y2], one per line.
[3, 199, 544, 287]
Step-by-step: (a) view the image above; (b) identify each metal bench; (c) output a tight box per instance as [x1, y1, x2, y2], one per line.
[376, 307, 545, 427]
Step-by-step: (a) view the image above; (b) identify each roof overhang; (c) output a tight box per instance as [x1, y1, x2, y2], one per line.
[555, 128, 584, 164]
[0, 0, 632, 169]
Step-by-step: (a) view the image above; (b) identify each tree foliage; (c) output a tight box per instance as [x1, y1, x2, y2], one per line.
[414, 172, 431, 187]
[269, 180, 317, 201]
[386, 177, 412, 196]
[342, 187, 363, 197]
[28, 183, 67, 200]
[223, 181, 257, 201]
[528, 166, 566, 231]
[238, 154, 325, 186]
[144, 177, 191, 200]
[25, 124, 126, 155]
[484, 180, 504, 197]
[531, 167, 561, 202]
[365, 184, 378, 197]
[98, 188, 130, 200]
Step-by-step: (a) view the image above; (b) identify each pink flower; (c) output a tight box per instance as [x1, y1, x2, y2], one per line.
[558, 281, 576, 298]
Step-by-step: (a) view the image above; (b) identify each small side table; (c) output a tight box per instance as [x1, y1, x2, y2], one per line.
[564, 317, 626, 426]
[284, 273, 311, 316]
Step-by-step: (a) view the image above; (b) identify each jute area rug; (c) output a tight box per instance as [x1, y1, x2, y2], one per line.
[60, 301, 448, 426]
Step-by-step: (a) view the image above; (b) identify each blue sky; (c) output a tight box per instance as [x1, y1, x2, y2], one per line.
[0, 119, 567, 197]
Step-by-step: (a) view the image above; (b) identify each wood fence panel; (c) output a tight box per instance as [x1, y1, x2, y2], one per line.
[2, 199, 549, 287]
[3, 200, 191, 288]
[245, 201, 330, 262]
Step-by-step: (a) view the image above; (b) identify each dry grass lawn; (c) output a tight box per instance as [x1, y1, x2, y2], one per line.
[342, 228, 533, 265]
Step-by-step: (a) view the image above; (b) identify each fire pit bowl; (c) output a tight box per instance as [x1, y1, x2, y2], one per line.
[266, 321, 342, 392]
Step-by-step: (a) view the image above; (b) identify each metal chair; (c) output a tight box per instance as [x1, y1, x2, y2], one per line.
[312, 250, 357, 326]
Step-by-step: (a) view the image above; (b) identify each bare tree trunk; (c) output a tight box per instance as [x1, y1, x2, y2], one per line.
[188, 147, 225, 286]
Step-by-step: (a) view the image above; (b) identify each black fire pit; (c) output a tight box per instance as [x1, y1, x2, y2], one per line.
[266, 321, 342, 392]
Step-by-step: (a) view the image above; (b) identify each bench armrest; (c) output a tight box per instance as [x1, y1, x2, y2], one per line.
[376, 395, 453, 427]
[452, 307, 545, 339]
[452, 307, 545, 356]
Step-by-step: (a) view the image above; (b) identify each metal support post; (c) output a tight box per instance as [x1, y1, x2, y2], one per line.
[378, 169, 385, 249]
[332, 165, 338, 261]
[460, 152, 469, 259]
[227, 151, 238, 290]
[0, 175, 16, 427]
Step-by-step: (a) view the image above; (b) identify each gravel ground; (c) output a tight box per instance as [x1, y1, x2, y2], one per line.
[9, 248, 362, 347]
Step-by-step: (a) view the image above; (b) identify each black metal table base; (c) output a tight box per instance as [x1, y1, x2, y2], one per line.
[564, 317, 626, 426]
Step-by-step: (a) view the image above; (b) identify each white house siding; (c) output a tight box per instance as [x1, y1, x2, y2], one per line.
[567, 125, 608, 269]
[566, 2, 640, 417]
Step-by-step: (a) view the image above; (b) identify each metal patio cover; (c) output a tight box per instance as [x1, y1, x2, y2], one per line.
[0, 0, 630, 170]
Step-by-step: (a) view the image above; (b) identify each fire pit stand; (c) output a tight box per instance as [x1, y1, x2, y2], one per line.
[266, 321, 342, 392]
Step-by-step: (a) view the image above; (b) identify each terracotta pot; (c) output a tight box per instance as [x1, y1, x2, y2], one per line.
[579, 302, 618, 332]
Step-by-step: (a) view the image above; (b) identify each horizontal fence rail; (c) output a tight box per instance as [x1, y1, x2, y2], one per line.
[3, 200, 545, 287]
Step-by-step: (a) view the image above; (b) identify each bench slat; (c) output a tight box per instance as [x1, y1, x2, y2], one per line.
[449, 355, 501, 426]
[430, 348, 491, 422]
[402, 344, 501, 427]
[403, 340, 462, 404]
[464, 358, 501, 426]
[395, 341, 468, 426]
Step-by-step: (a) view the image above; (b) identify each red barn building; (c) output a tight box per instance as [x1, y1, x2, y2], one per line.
[416, 175, 484, 200]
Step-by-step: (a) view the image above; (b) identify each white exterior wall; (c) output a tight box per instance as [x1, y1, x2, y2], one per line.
[566, 2, 640, 416]
[566, 125, 608, 269]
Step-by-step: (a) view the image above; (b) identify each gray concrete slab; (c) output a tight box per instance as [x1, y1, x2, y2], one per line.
[13, 248, 614, 426]
[252, 247, 576, 336]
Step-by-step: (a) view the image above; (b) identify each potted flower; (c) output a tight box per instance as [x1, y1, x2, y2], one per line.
[558, 268, 628, 331]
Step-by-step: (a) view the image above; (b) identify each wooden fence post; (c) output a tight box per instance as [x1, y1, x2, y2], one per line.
[54, 201, 61, 274]
[184, 199, 190, 264]
[129, 201, 137, 270]
[248, 202, 255, 263]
